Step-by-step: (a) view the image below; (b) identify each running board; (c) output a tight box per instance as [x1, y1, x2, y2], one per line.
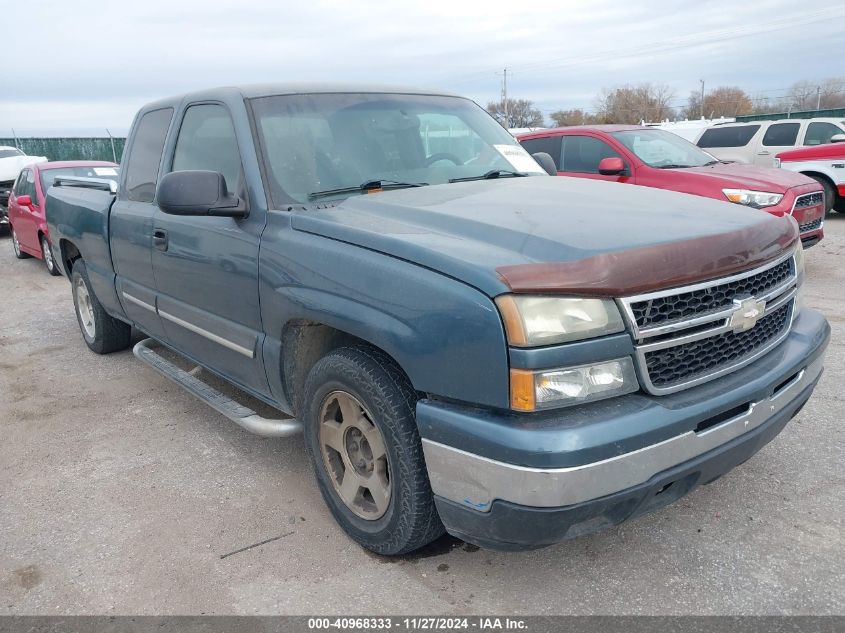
[133, 338, 302, 437]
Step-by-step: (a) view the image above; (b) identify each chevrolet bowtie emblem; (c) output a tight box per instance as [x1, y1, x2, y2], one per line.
[729, 297, 766, 332]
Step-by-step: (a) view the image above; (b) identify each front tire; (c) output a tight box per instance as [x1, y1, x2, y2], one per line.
[71, 260, 132, 354]
[11, 226, 30, 259]
[41, 235, 61, 276]
[302, 346, 444, 555]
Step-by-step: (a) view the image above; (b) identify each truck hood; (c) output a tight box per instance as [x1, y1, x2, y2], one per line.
[0, 155, 47, 182]
[671, 162, 816, 192]
[291, 177, 797, 298]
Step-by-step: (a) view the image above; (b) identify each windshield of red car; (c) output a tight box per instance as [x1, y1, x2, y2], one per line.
[612, 129, 717, 168]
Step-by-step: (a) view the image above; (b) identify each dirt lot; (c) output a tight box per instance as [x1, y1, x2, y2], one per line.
[1, 218, 843, 615]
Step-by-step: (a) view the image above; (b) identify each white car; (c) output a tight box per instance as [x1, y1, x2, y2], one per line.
[775, 143, 845, 213]
[0, 146, 47, 226]
[695, 118, 845, 167]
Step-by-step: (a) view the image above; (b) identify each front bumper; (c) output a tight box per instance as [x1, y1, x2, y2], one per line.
[419, 308, 829, 550]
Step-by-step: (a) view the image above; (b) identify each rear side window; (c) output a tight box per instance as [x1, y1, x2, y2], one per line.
[762, 123, 800, 147]
[560, 136, 622, 173]
[697, 125, 760, 148]
[124, 108, 174, 202]
[804, 122, 844, 146]
[171, 104, 243, 193]
[519, 136, 562, 169]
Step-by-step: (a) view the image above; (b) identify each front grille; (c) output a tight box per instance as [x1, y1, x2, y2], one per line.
[0, 180, 13, 208]
[799, 218, 823, 233]
[644, 303, 792, 389]
[629, 258, 792, 330]
[794, 192, 824, 209]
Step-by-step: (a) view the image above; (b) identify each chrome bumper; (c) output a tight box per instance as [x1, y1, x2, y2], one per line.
[422, 355, 823, 512]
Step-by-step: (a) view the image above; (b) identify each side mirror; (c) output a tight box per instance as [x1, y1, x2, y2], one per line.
[830, 134, 845, 143]
[157, 170, 247, 217]
[16, 194, 32, 207]
[598, 157, 626, 176]
[531, 152, 558, 176]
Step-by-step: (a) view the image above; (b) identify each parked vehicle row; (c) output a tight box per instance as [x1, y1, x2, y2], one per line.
[7, 161, 119, 274]
[43, 84, 829, 555]
[695, 118, 845, 168]
[517, 125, 827, 247]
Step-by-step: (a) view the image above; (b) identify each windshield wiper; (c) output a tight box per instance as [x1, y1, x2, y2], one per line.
[702, 160, 721, 166]
[308, 179, 428, 201]
[449, 169, 528, 183]
[654, 164, 693, 169]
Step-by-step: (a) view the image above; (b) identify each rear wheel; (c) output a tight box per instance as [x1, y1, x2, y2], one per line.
[71, 260, 132, 354]
[807, 175, 836, 214]
[302, 346, 444, 555]
[11, 226, 30, 259]
[41, 235, 61, 276]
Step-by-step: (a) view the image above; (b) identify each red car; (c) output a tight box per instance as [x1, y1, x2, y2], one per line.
[7, 161, 118, 274]
[518, 125, 826, 248]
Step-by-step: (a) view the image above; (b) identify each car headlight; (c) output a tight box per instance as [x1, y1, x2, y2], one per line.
[722, 188, 783, 208]
[510, 358, 639, 411]
[495, 295, 625, 347]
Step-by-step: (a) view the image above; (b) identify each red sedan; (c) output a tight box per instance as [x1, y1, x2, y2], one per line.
[7, 161, 118, 274]
[518, 125, 826, 248]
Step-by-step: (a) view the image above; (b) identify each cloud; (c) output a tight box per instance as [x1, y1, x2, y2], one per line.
[4, 0, 844, 134]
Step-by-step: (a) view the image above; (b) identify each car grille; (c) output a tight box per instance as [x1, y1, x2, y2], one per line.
[793, 192, 824, 209]
[620, 252, 798, 395]
[644, 303, 792, 389]
[0, 180, 13, 208]
[799, 218, 823, 233]
[629, 258, 792, 330]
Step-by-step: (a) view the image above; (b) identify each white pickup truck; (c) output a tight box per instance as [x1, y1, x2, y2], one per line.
[775, 142, 845, 214]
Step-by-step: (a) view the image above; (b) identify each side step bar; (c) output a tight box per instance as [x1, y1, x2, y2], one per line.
[133, 338, 302, 437]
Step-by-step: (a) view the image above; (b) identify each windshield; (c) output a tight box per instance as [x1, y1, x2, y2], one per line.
[611, 129, 718, 168]
[0, 148, 25, 159]
[39, 165, 119, 193]
[250, 93, 546, 204]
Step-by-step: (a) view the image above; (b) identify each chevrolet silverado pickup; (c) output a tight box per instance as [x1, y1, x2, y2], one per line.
[46, 84, 830, 554]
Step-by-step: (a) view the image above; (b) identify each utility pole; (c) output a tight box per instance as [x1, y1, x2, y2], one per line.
[699, 80, 705, 120]
[816, 85, 821, 111]
[502, 68, 508, 127]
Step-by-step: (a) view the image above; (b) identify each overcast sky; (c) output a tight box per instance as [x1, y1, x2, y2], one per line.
[4, 0, 844, 136]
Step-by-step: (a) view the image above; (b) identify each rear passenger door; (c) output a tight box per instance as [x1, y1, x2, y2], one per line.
[151, 102, 270, 395]
[754, 122, 801, 166]
[110, 107, 173, 339]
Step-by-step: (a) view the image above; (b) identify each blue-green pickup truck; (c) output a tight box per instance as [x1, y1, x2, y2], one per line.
[45, 84, 829, 554]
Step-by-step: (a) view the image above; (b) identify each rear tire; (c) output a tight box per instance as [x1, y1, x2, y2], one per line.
[11, 226, 30, 259]
[807, 175, 836, 214]
[302, 345, 444, 555]
[71, 260, 132, 354]
[41, 235, 61, 276]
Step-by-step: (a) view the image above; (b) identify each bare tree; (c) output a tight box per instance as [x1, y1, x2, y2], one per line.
[593, 83, 676, 124]
[785, 77, 845, 111]
[548, 109, 600, 127]
[682, 86, 754, 119]
[486, 99, 545, 128]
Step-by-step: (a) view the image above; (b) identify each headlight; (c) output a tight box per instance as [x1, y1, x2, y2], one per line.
[510, 358, 639, 411]
[495, 295, 625, 347]
[722, 188, 783, 208]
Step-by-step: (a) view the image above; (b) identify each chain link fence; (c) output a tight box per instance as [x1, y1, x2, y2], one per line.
[0, 137, 126, 163]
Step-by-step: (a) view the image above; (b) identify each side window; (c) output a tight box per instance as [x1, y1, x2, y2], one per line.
[124, 108, 174, 203]
[762, 123, 800, 147]
[519, 137, 562, 169]
[25, 170, 37, 200]
[697, 125, 760, 148]
[172, 104, 243, 193]
[804, 122, 844, 146]
[13, 169, 28, 194]
[560, 136, 621, 173]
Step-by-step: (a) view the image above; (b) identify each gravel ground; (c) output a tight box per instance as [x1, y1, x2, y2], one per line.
[0, 218, 843, 615]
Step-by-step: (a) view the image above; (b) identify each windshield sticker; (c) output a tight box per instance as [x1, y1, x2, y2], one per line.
[93, 167, 118, 176]
[493, 144, 546, 174]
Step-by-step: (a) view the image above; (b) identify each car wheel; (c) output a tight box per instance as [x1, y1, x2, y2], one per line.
[11, 226, 30, 259]
[302, 345, 444, 555]
[807, 176, 836, 214]
[71, 260, 132, 354]
[41, 235, 61, 276]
